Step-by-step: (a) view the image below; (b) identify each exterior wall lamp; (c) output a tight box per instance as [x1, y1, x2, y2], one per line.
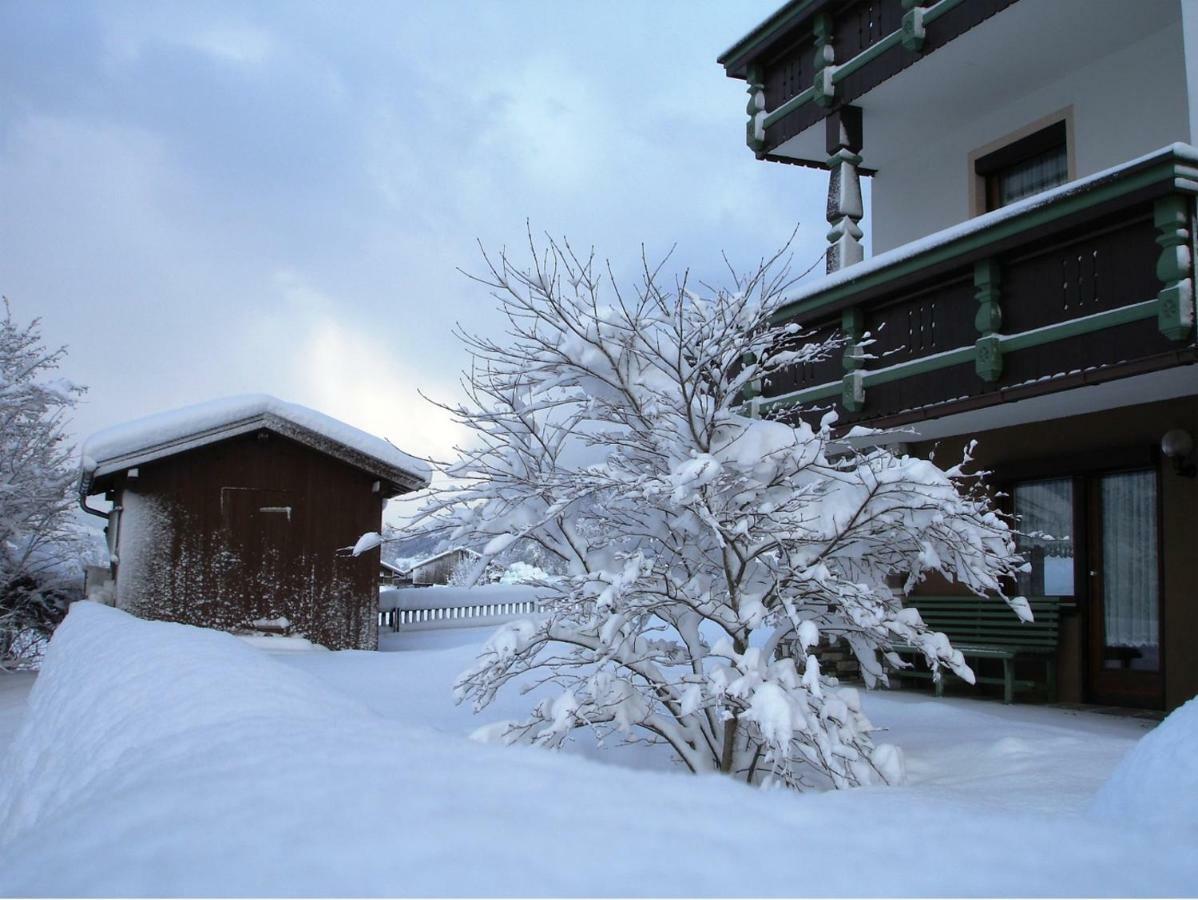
[1161, 428, 1196, 477]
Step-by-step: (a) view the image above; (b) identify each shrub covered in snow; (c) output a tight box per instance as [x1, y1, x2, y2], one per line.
[423, 237, 1028, 789]
[0, 302, 86, 668]
[499, 561, 554, 585]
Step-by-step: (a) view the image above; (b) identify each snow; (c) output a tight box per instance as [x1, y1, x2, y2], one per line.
[237, 633, 326, 652]
[80, 393, 431, 485]
[0, 602, 1194, 897]
[499, 560, 553, 584]
[1090, 695, 1198, 831]
[351, 531, 383, 556]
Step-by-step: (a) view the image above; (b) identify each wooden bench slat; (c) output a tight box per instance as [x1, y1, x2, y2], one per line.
[890, 596, 1061, 704]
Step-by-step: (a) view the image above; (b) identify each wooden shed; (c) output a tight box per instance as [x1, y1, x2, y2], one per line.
[79, 395, 430, 650]
[407, 548, 481, 586]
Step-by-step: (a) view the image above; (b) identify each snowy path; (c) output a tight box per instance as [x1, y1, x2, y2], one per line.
[0, 608, 1189, 897]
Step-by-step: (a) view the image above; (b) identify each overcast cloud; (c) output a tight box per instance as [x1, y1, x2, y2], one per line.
[0, 1, 831, 519]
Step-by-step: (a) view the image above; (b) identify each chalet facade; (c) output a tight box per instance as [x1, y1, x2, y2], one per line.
[79, 395, 430, 651]
[720, 0, 1198, 710]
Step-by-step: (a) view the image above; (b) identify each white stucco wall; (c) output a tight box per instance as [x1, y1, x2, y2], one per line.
[1183, 0, 1198, 145]
[868, 8, 1189, 254]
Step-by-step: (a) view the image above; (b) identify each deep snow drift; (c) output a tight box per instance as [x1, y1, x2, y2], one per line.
[1090, 694, 1198, 830]
[0, 603, 1194, 897]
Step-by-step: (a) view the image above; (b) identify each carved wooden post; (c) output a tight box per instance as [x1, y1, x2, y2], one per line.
[841, 306, 865, 412]
[745, 64, 766, 155]
[826, 105, 864, 273]
[901, 0, 928, 52]
[812, 12, 836, 108]
[974, 258, 1004, 381]
[1155, 195, 1195, 341]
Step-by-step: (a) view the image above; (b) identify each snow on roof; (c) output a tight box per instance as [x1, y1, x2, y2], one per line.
[408, 546, 480, 570]
[80, 394, 431, 496]
[779, 142, 1198, 314]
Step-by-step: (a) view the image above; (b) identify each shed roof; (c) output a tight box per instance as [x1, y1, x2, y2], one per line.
[409, 547, 480, 570]
[80, 394, 431, 498]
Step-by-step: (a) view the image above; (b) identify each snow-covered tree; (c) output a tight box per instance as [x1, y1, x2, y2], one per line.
[0, 302, 85, 665]
[426, 237, 1028, 789]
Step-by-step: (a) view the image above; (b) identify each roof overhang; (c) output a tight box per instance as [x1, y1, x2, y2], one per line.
[717, 0, 832, 80]
[80, 399, 431, 501]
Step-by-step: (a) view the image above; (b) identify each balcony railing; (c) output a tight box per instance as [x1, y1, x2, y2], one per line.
[756, 144, 1198, 427]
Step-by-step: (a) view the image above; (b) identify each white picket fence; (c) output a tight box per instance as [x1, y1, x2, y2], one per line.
[378, 585, 544, 632]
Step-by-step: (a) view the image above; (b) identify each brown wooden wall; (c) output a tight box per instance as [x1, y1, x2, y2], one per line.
[110, 431, 384, 650]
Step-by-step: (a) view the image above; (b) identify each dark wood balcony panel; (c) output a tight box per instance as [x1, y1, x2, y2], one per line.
[1002, 211, 1159, 334]
[997, 317, 1179, 391]
[843, 360, 980, 427]
[826, 316, 1180, 428]
[757, 0, 1017, 157]
[833, 0, 904, 59]
[863, 274, 974, 367]
[761, 321, 843, 397]
[762, 40, 810, 115]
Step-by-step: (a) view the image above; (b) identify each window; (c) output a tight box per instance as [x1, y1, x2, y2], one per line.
[1012, 477, 1075, 598]
[975, 120, 1068, 212]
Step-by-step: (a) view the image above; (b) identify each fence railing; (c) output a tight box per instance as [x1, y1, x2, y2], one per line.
[378, 586, 546, 632]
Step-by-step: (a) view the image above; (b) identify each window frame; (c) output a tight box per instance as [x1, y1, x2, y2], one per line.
[968, 109, 1075, 216]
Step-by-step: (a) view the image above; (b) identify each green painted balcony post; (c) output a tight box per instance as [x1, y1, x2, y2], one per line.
[740, 350, 762, 403]
[901, 0, 927, 52]
[1154, 195, 1195, 341]
[974, 259, 1004, 382]
[841, 306, 865, 412]
[812, 12, 836, 108]
[745, 64, 766, 154]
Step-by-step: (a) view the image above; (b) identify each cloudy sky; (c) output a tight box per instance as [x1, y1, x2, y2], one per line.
[1, 1, 830, 514]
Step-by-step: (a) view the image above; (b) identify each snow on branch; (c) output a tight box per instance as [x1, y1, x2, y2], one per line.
[1, 300, 87, 667]
[422, 235, 1026, 790]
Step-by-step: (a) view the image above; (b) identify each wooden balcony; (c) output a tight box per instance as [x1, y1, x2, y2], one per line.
[720, 0, 1017, 164]
[755, 144, 1198, 428]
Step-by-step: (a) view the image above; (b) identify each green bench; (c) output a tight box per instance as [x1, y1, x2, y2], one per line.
[890, 596, 1061, 704]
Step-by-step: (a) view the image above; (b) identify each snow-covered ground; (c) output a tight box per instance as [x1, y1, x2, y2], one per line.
[0, 603, 1194, 897]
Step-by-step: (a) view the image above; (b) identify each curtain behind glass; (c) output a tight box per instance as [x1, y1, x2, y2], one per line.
[1101, 471, 1158, 649]
[998, 146, 1068, 207]
[1013, 479, 1074, 597]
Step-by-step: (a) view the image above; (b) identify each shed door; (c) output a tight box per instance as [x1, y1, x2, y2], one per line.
[220, 487, 298, 609]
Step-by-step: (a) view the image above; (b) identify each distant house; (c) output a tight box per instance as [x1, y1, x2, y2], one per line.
[79, 395, 430, 650]
[379, 559, 412, 588]
[407, 548, 481, 586]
